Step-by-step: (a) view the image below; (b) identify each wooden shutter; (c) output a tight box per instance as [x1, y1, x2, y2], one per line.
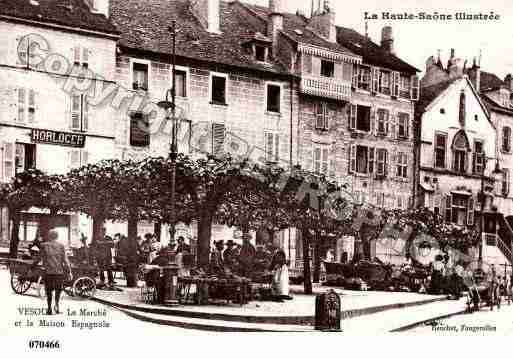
[81, 150, 89, 166]
[71, 94, 81, 130]
[212, 123, 225, 156]
[371, 67, 379, 93]
[351, 64, 358, 88]
[314, 147, 321, 173]
[349, 144, 356, 173]
[73, 46, 80, 66]
[82, 48, 89, 68]
[329, 158, 336, 179]
[322, 148, 329, 175]
[467, 196, 475, 226]
[70, 150, 80, 169]
[27, 89, 35, 123]
[368, 147, 375, 174]
[3, 142, 15, 181]
[274, 134, 279, 161]
[349, 103, 357, 130]
[411, 75, 420, 100]
[82, 95, 89, 131]
[392, 71, 400, 97]
[303, 54, 312, 74]
[17, 88, 25, 122]
[315, 103, 324, 130]
[370, 107, 376, 134]
[265, 132, 273, 161]
[384, 150, 389, 176]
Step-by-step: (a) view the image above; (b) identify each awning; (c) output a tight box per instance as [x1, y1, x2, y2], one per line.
[420, 183, 435, 192]
[451, 190, 472, 196]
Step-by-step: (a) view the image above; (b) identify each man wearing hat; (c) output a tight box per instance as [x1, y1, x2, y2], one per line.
[223, 240, 237, 271]
[210, 240, 225, 274]
[239, 233, 256, 278]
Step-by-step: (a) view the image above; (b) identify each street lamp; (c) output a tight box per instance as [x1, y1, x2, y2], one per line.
[157, 20, 178, 242]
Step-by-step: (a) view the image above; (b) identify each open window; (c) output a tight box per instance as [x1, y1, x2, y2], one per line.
[320, 60, 335, 78]
[266, 84, 281, 113]
[15, 143, 36, 174]
[210, 73, 227, 105]
[132, 61, 149, 91]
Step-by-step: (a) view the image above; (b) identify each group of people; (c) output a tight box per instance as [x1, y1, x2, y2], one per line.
[209, 236, 292, 301]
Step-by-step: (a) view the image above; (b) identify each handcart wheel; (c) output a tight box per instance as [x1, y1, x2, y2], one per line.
[73, 277, 96, 299]
[10, 263, 32, 294]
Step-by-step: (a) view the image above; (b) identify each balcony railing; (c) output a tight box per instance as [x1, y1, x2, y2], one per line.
[300, 76, 352, 101]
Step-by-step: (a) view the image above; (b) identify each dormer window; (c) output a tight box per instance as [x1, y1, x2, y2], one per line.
[255, 45, 267, 62]
[321, 60, 334, 78]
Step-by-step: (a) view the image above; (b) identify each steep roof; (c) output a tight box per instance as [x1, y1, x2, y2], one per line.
[0, 0, 118, 35]
[481, 93, 513, 115]
[479, 71, 505, 92]
[240, 3, 356, 57]
[416, 78, 455, 115]
[417, 76, 490, 121]
[110, 0, 288, 74]
[336, 27, 419, 74]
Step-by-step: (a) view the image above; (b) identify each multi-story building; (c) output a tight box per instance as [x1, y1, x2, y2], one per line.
[0, 0, 119, 247]
[0, 0, 420, 266]
[416, 50, 512, 267]
[238, 1, 419, 263]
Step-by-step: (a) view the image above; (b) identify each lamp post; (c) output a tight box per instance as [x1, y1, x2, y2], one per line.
[158, 20, 178, 243]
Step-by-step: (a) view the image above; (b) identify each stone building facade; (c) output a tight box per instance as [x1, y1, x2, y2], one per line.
[0, 0, 119, 247]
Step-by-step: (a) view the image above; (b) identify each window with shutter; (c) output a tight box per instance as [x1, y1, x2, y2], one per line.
[502, 168, 510, 197]
[329, 158, 336, 179]
[313, 147, 321, 173]
[71, 94, 81, 130]
[212, 123, 225, 156]
[17, 88, 26, 122]
[358, 65, 371, 91]
[411, 75, 420, 100]
[371, 67, 379, 93]
[28, 90, 35, 122]
[351, 64, 358, 88]
[349, 144, 356, 173]
[82, 96, 89, 131]
[376, 149, 387, 177]
[467, 197, 475, 226]
[376, 109, 389, 135]
[3, 142, 15, 181]
[392, 72, 400, 97]
[315, 102, 329, 130]
[379, 70, 391, 95]
[397, 113, 409, 138]
[473, 140, 484, 174]
[368, 147, 375, 174]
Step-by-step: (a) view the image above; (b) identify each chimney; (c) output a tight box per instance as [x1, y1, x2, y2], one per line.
[505, 74, 513, 92]
[380, 26, 394, 54]
[190, 0, 220, 33]
[467, 57, 481, 93]
[84, 0, 109, 17]
[268, 0, 283, 55]
[308, 0, 336, 42]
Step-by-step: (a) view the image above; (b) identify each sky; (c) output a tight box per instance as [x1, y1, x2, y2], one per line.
[248, 0, 513, 78]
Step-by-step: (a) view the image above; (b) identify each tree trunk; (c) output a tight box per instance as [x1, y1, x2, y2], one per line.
[127, 207, 138, 241]
[302, 229, 312, 294]
[154, 221, 162, 242]
[9, 210, 20, 258]
[92, 215, 105, 243]
[197, 211, 213, 269]
[313, 235, 321, 283]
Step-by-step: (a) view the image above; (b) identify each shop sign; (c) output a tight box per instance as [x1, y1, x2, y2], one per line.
[31, 129, 86, 148]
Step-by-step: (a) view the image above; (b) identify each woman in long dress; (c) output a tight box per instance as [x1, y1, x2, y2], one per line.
[270, 250, 293, 301]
